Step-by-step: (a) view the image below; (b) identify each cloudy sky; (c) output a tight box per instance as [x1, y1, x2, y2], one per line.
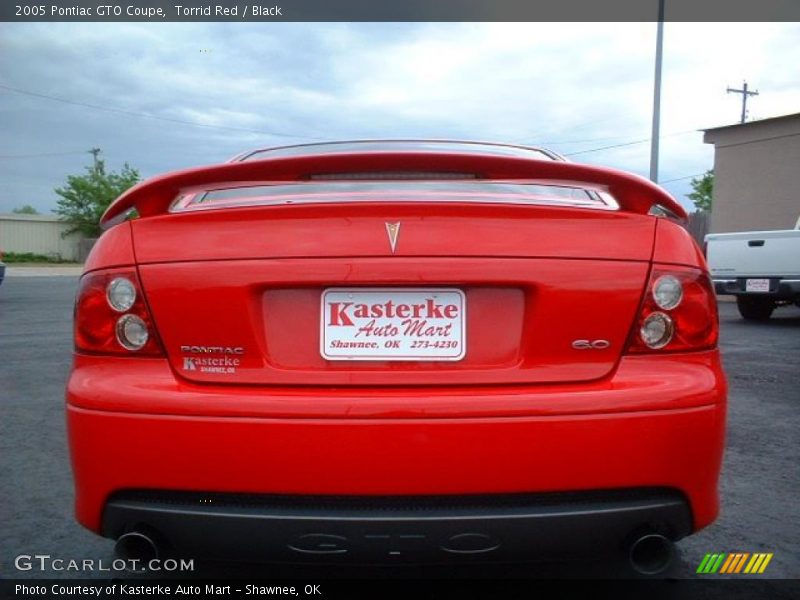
[1, 21, 798, 214]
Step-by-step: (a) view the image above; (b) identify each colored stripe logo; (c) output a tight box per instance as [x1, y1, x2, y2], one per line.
[697, 552, 773, 574]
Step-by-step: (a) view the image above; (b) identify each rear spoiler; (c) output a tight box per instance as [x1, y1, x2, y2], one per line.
[100, 152, 687, 228]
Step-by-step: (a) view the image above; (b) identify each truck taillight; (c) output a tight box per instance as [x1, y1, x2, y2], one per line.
[74, 268, 163, 356]
[626, 265, 718, 353]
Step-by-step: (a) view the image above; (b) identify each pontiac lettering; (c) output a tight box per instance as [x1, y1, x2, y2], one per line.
[180, 345, 244, 355]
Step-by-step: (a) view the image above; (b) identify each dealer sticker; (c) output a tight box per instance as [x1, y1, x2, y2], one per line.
[321, 288, 466, 361]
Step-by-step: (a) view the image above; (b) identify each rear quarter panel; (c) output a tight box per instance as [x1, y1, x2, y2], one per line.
[83, 222, 136, 273]
[653, 218, 707, 269]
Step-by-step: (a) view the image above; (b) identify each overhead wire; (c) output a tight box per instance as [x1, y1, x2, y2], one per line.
[0, 150, 89, 159]
[0, 83, 711, 186]
[564, 128, 700, 156]
[0, 83, 321, 140]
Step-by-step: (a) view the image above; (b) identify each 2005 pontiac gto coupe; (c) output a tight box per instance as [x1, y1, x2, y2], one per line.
[67, 141, 726, 574]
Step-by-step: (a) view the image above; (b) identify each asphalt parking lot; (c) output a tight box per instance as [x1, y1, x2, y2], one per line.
[1, 275, 798, 581]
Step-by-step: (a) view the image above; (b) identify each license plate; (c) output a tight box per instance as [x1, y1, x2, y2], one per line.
[745, 278, 770, 293]
[321, 288, 466, 361]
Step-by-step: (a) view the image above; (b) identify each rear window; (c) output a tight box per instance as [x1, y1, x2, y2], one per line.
[171, 181, 615, 213]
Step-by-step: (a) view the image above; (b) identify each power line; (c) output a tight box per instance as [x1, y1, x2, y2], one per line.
[0, 150, 88, 159]
[0, 83, 321, 140]
[539, 134, 645, 145]
[0, 82, 712, 172]
[660, 173, 705, 184]
[563, 128, 700, 157]
[564, 137, 652, 156]
[513, 115, 620, 145]
[518, 127, 698, 150]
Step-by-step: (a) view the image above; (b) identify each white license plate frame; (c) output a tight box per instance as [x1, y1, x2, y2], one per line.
[745, 278, 771, 293]
[320, 288, 466, 361]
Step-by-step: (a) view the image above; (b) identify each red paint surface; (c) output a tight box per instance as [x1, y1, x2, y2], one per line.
[68, 396, 725, 533]
[102, 151, 687, 225]
[69, 148, 725, 547]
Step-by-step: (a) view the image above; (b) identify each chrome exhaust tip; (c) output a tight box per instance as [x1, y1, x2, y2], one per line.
[114, 531, 160, 564]
[628, 533, 674, 576]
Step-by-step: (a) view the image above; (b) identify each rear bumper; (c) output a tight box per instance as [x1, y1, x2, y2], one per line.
[713, 277, 800, 297]
[66, 351, 726, 561]
[103, 489, 691, 564]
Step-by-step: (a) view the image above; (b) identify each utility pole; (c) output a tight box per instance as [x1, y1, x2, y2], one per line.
[88, 147, 101, 169]
[649, 0, 665, 183]
[727, 81, 759, 124]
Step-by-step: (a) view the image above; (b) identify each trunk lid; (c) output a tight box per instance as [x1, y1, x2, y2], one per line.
[133, 203, 654, 386]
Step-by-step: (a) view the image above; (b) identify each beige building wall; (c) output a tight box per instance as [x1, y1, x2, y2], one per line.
[0, 214, 83, 261]
[704, 113, 800, 233]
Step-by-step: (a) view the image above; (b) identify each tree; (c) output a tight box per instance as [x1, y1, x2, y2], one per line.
[54, 156, 140, 237]
[688, 170, 714, 212]
[12, 204, 39, 214]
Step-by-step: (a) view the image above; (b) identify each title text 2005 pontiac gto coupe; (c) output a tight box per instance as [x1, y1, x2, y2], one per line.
[67, 141, 726, 574]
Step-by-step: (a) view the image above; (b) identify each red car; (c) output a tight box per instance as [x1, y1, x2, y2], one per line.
[67, 141, 726, 574]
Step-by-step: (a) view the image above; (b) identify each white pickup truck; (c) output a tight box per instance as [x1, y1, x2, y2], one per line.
[705, 224, 800, 320]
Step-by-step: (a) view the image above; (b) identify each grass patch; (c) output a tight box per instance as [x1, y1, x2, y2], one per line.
[1, 252, 77, 264]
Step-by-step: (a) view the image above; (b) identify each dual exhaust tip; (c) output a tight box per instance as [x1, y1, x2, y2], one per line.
[628, 533, 675, 576]
[114, 528, 675, 576]
[114, 531, 160, 565]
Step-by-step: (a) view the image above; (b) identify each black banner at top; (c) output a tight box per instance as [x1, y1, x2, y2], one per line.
[2, 0, 800, 22]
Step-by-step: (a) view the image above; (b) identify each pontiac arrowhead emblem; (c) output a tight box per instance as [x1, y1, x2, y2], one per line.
[385, 222, 401, 254]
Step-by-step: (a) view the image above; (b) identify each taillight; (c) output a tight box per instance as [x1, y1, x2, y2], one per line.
[626, 264, 718, 353]
[74, 268, 163, 356]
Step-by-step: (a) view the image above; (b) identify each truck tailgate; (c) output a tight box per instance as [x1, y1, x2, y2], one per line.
[705, 229, 800, 278]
